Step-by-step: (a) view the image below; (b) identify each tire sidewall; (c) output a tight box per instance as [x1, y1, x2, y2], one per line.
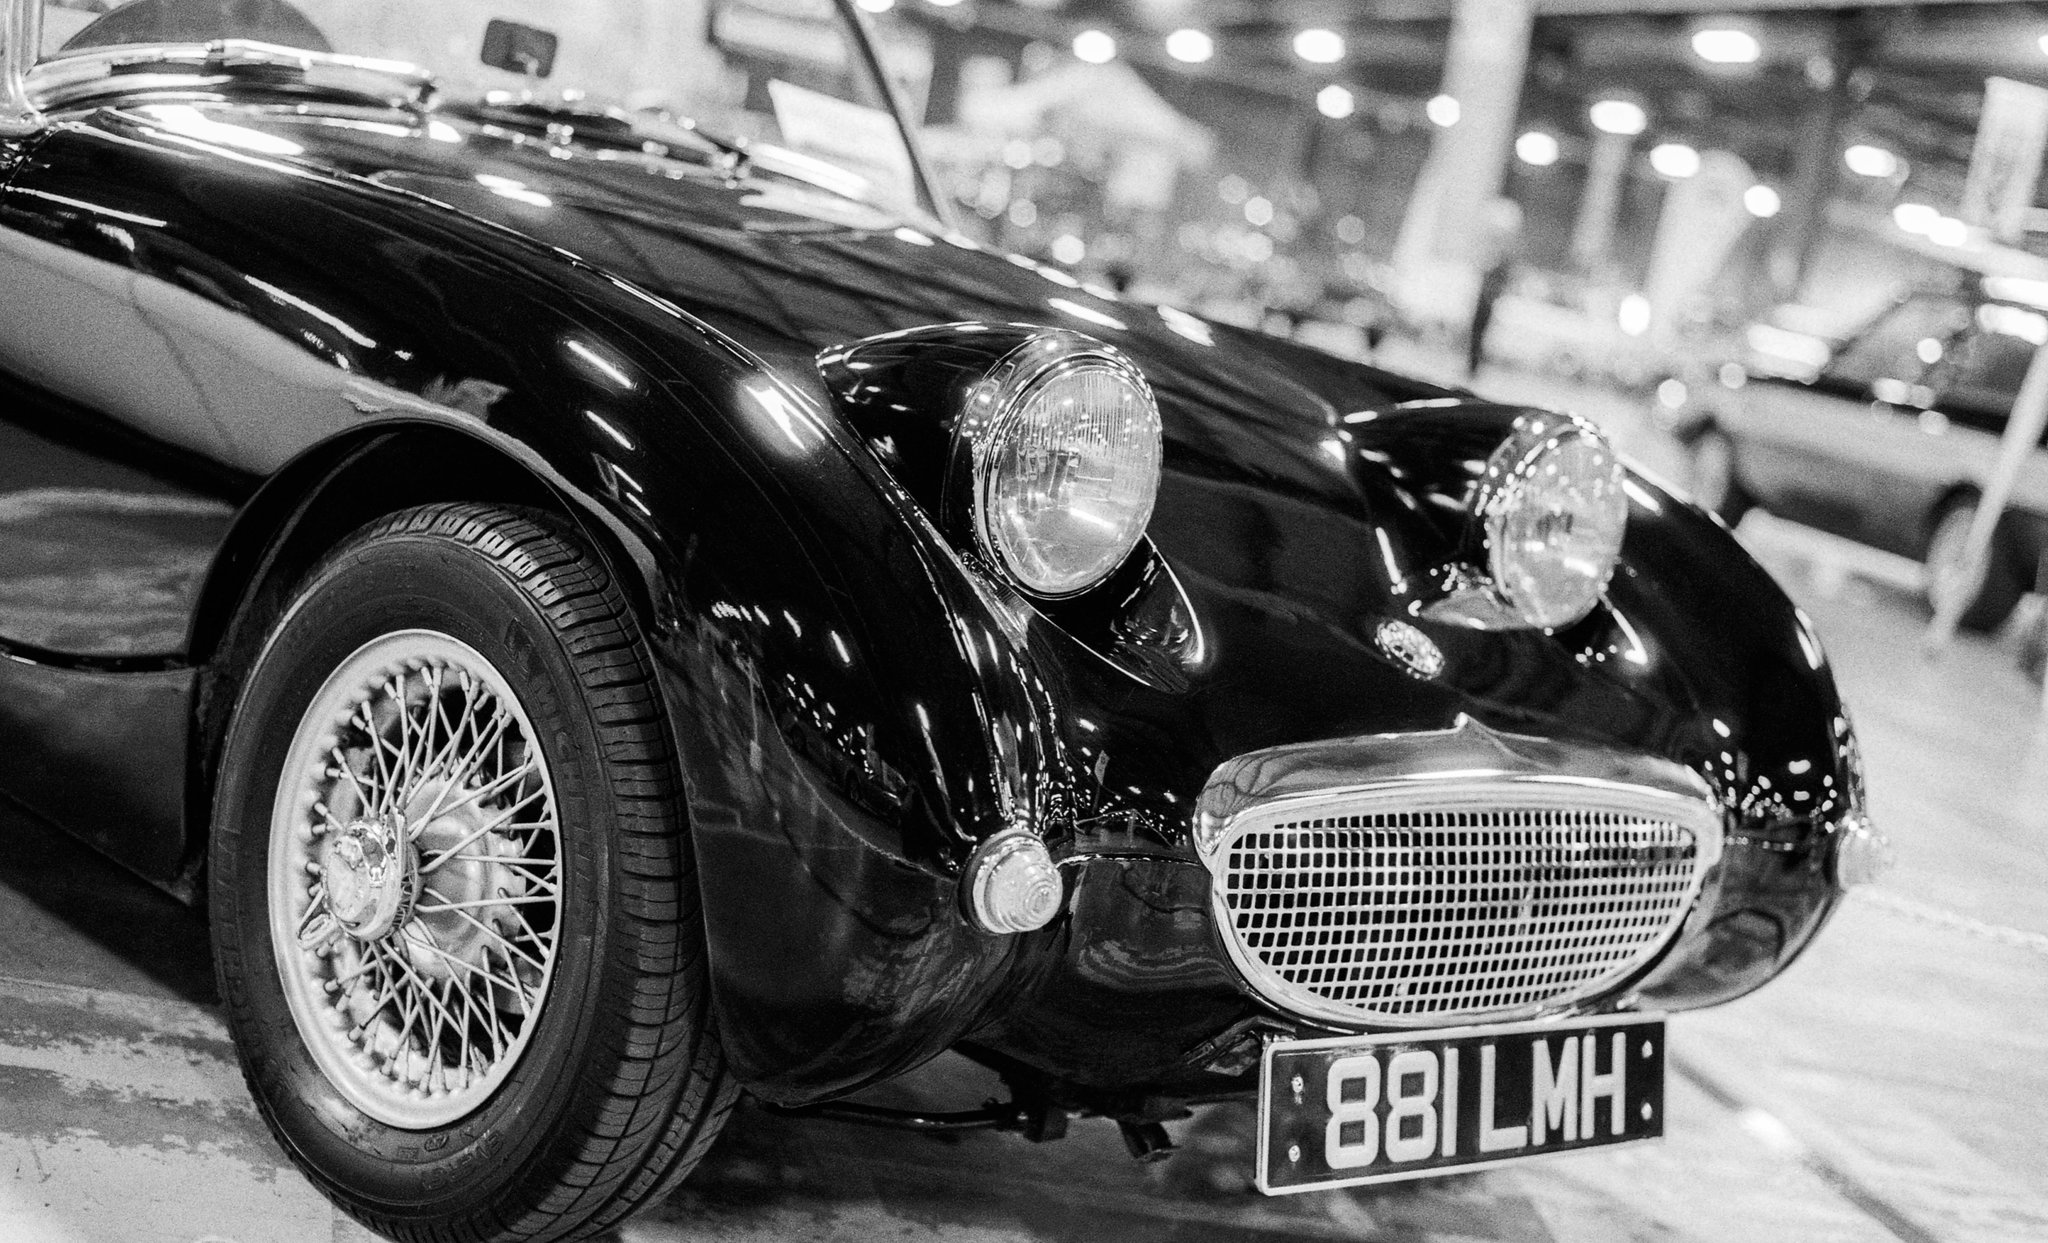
[1924, 500, 2025, 632]
[211, 533, 618, 1216]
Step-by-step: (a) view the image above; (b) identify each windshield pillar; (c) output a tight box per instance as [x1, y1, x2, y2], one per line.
[1, 0, 44, 134]
[836, 0, 954, 232]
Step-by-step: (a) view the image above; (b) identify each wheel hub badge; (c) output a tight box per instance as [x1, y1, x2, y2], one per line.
[323, 817, 414, 941]
[1376, 619, 1445, 679]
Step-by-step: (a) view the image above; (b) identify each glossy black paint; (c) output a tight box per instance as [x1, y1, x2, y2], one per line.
[0, 82, 1852, 1107]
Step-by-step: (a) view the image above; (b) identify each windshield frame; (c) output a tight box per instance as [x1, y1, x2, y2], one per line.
[835, 0, 949, 228]
[1, 0, 37, 133]
[0, 0, 954, 226]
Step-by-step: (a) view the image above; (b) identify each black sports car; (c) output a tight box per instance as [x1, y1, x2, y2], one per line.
[0, 1, 1885, 1239]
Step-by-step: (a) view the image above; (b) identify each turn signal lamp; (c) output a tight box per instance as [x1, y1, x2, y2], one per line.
[1477, 415, 1629, 629]
[967, 829, 1064, 934]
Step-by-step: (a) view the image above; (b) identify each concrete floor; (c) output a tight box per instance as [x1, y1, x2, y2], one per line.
[4, 374, 2047, 1243]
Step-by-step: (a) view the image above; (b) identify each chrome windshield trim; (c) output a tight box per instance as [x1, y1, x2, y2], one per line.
[28, 39, 434, 111]
[1195, 716, 1726, 1031]
[1, 0, 43, 135]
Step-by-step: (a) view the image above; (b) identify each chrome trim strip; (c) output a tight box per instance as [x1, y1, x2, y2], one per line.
[1196, 716, 1724, 1030]
[0, 0, 43, 136]
[27, 39, 433, 112]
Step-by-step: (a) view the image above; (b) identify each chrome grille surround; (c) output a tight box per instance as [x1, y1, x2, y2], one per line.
[1196, 717, 1723, 1029]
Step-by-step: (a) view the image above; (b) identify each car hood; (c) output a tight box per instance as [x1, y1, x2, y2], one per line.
[197, 103, 1437, 471]
[143, 101, 1843, 830]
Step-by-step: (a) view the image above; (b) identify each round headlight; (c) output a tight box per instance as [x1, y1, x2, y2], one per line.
[968, 341, 1162, 597]
[1479, 414, 1629, 629]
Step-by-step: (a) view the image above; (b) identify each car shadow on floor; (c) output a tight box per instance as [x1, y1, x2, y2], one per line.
[0, 799, 215, 1005]
[634, 1057, 1563, 1243]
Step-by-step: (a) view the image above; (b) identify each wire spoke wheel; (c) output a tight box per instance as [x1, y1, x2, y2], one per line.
[269, 628, 563, 1129]
[216, 505, 733, 1242]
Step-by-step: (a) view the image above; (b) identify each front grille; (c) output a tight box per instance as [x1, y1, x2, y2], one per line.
[1217, 803, 1704, 1025]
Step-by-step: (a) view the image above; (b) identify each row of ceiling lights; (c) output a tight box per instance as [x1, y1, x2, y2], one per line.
[872, 0, 1924, 232]
[1074, 24, 1351, 65]
[865, 0, 2048, 90]
[859, 0, 1767, 73]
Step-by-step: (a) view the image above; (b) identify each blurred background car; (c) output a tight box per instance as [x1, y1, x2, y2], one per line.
[1657, 279, 2048, 629]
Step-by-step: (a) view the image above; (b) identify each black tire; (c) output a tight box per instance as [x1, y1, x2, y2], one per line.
[1925, 499, 2027, 633]
[1685, 428, 1751, 526]
[209, 503, 735, 1243]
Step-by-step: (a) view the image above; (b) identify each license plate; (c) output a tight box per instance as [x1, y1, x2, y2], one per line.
[1256, 1014, 1665, 1193]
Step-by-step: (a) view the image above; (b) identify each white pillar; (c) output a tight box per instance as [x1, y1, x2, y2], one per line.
[1391, 0, 1533, 314]
[1571, 130, 1633, 271]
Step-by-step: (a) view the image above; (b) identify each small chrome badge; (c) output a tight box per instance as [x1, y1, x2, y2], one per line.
[1376, 619, 1444, 679]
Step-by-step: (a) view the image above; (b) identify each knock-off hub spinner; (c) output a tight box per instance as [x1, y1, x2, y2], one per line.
[323, 816, 416, 941]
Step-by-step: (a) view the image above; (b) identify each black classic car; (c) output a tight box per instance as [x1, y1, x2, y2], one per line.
[1662, 285, 2048, 630]
[0, 1, 1885, 1239]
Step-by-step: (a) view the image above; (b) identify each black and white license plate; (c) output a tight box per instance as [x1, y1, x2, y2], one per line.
[1256, 1014, 1665, 1193]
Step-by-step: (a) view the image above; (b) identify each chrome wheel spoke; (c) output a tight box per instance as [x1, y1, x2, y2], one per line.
[412, 895, 557, 914]
[418, 786, 548, 876]
[438, 903, 549, 975]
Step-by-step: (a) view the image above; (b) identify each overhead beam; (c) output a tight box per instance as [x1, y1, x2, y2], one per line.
[1189, 0, 2035, 23]
[1533, 0, 2029, 15]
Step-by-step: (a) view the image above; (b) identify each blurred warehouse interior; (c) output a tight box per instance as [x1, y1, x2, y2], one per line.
[813, 0, 2048, 384]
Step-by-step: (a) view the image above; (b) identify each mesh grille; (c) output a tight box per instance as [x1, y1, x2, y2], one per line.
[1219, 806, 1700, 1022]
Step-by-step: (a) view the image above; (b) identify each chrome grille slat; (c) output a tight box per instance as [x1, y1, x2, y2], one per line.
[1212, 798, 1707, 1025]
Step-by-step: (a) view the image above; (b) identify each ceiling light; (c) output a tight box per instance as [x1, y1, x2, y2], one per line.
[1893, 202, 1939, 234]
[1744, 184, 1781, 218]
[1426, 94, 1460, 127]
[1294, 28, 1345, 64]
[1166, 29, 1213, 63]
[1650, 142, 1701, 178]
[1618, 294, 1652, 337]
[1317, 84, 1356, 119]
[1073, 29, 1117, 64]
[1928, 215, 1968, 247]
[2039, 34, 2048, 56]
[1844, 144, 1899, 177]
[856, 0, 894, 10]
[1516, 131, 1559, 166]
[1692, 29, 1760, 64]
[1589, 99, 1647, 136]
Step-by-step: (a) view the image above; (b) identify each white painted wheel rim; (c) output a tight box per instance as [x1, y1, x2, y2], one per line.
[268, 629, 563, 1130]
[1926, 506, 1986, 617]
[1690, 434, 1735, 513]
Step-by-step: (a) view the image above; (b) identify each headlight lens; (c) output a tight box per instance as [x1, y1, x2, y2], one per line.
[1481, 415, 1629, 629]
[971, 348, 1162, 597]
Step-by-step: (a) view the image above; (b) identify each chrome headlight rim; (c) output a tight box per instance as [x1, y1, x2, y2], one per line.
[953, 330, 1164, 600]
[1473, 412, 1629, 630]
